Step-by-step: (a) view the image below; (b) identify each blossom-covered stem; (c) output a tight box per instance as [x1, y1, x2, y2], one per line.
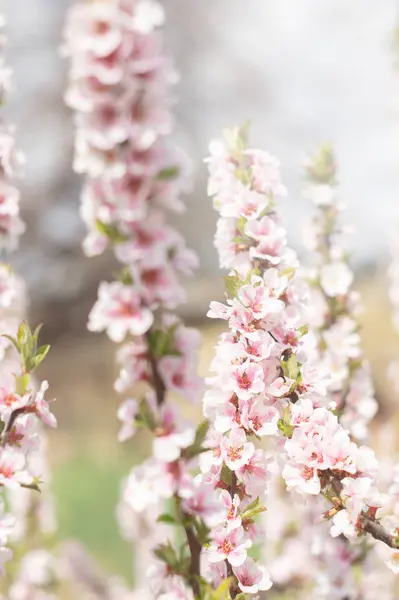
[64, 2, 206, 597]
[302, 144, 377, 437]
[205, 124, 399, 594]
[0, 15, 59, 585]
[146, 330, 203, 594]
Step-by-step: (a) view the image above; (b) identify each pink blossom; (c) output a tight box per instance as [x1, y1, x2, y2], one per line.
[221, 427, 255, 471]
[242, 400, 279, 436]
[31, 381, 57, 429]
[158, 575, 194, 600]
[88, 281, 153, 342]
[231, 360, 265, 401]
[152, 404, 195, 463]
[219, 489, 241, 531]
[236, 449, 271, 492]
[122, 459, 175, 513]
[282, 462, 321, 495]
[207, 526, 252, 567]
[320, 262, 354, 297]
[180, 478, 221, 524]
[238, 282, 283, 320]
[0, 448, 32, 489]
[157, 355, 203, 403]
[244, 148, 286, 197]
[233, 557, 273, 594]
[117, 398, 138, 442]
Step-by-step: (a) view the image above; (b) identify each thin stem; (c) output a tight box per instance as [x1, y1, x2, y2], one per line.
[183, 522, 202, 597]
[226, 471, 239, 599]
[360, 514, 399, 549]
[1, 406, 26, 446]
[145, 330, 166, 407]
[145, 329, 202, 596]
[327, 470, 399, 550]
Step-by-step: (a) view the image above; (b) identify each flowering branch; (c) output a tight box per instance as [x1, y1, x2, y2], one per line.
[302, 144, 377, 438]
[204, 124, 399, 596]
[64, 2, 207, 597]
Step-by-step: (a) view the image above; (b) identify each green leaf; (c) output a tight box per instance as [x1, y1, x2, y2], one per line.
[2, 334, 19, 352]
[118, 267, 134, 286]
[95, 219, 129, 244]
[139, 397, 156, 431]
[220, 463, 232, 487]
[154, 541, 179, 571]
[223, 122, 250, 154]
[193, 518, 210, 546]
[17, 321, 31, 347]
[297, 324, 308, 337]
[157, 166, 179, 180]
[304, 143, 336, 184]
[184, 420, 210, 460]
[213, 577, 235, 599]
[285, 353, 298, 380]
[242, 496, 267, 520]
[157, 514, 179, 525]
[33, 344, 51, 368]
[15, 373, 30, 396]
[147, 325, 180, 359]
[235, 216, 247, 235]
[194, 420, 209, 448]
[21, 478, 42, 493]
[224, 274, 244, 299]
[277, 418, 295, 438]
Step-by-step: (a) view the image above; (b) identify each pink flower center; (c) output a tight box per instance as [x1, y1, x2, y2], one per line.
[237, 373, 251, 390]
[250, 416, 262, 431]
[0, 466, 13, 479]
[3, 393, 18, 407]
[93, 21, 110, 36]
[227, 506, 236, 520]
[227, 445, 243, 461]
[112, 301, 139, 319]
[142, 269, 161, 286]
[239, 572, 252, 586]
[302, 466, 315, 481]
[212, 447, 221, 459]
[172, 372, 185, 388]
[246, 342, 260, 357]
[219, 540, 234, 555]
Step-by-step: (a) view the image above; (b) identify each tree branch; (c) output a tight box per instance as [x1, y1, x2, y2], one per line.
[145, 329, 202, 596]
[145, 330, 166, 407]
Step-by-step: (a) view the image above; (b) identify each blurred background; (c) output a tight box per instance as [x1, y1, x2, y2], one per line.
[3, 0, 399, 581]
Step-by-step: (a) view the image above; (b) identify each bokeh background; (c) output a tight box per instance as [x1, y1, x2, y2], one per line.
[3, 0, 399, 581]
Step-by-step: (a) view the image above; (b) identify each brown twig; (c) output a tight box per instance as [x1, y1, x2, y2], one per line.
[360, 513, 399, 549]
[326, 470, 399, 550]
[1, 406, 26, 446]
[184, 522, 202, 597]
[145, 329, 202, 597]
[145, 330, 166, 406]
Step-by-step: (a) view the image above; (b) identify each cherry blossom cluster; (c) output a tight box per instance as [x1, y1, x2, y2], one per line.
[302, 144, 377, 441]
[0, 16, 60, 589]
[64, 2, 210, 598]
[263, 146, 383, 599]
[0, 322, 56, 577]
[204, 125, 399, 596]
[0, 18, 25, 255]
